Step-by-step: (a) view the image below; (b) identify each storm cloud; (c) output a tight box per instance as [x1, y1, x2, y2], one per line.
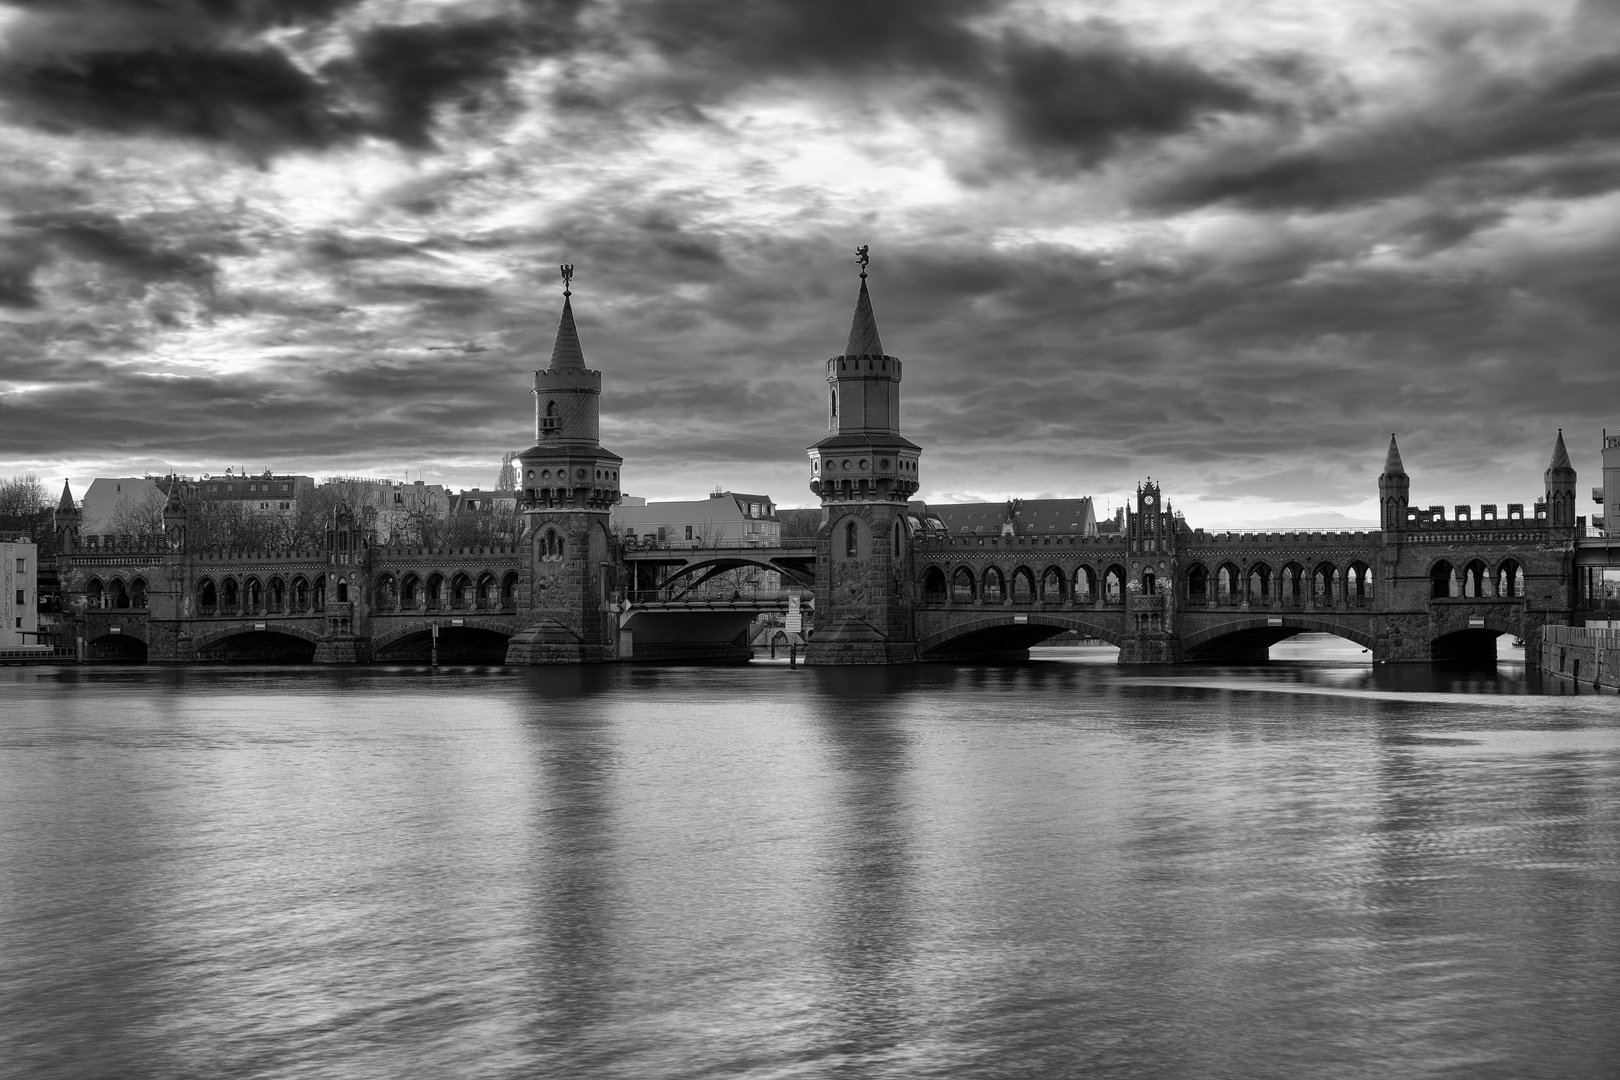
[1, 0, 1616, 527]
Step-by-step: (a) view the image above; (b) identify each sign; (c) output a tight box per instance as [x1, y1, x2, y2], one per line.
[1267, 617, 1283, 626]
[452, 618, 464, 627]
[1468, 616, 1485, 628]
[784, 593, 802, 634]
[109, 626, 121, 634]
[1014, 614, 1028, 624]
[254, 622, 266, 631]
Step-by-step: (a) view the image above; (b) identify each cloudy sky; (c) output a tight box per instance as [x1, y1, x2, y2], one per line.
[2, 0, 1617, 525]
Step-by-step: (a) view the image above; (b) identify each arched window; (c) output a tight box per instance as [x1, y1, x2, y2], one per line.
[1430, 560, 1454, 599]
[1074, 565, 1097, 604]
[1186, 564, 1208, 604]
[313, 575, 326, 612]
[1248, 563, 1271, 604]
[108, 578, 129, 609]
[244, 577, 262, 613]
[1104, 565, 1125, 604]
[951, 567, 976, 603]
[1281, 563, 1304, 604]
[1462, 559, 1488, 598]
[373, 574, 394, 612]
[845, 520, 859, 559]
[336, 579, 349, 603]
[1011, 567, 1035, 603]
[923, 566, 947, 603]
[1496, 559, 1523, 598]
[400, 575, 419, 610]
[196, 578, 216, 613]
[450, 573, 471, 609]
[1216, 564, 1239, 604]
[1313, 563, 1336, 604]
[425, 573, 444, 610]
[893, 520, 902, 558]
[1041, 566, 1065, 602]
[1347, 563, 1371, 606]
[1142, 571, 1156, 594]
[268, 577, 286, 613]
[221, 577, 239, 612]
[130, 578, 148, 608]
[292, 576, 309, 612]
[829, 388, 838, 420]
[983, 567, 1005, 603]
[502, 572, 520, 607]
[542, 400, 558, 432]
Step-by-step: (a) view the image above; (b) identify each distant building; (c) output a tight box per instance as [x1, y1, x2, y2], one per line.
[450, 488, 519, 516]
[1, 536, 39, 650]
[612, 490, 781, 547]
[80, 477, 165, 534]
[909, 497, 1097, 538]
[325, 478, 449, 543]
[191, 469, 316, 515]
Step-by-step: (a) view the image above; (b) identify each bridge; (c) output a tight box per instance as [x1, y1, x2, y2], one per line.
[44, 263, 1612, 668]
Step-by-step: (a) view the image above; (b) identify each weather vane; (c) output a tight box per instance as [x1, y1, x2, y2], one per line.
[560, 263, 575, 297]
[855, 245, 870, 278]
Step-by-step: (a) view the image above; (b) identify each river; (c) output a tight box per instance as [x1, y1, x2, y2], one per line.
[2, 638, 1616, 1078]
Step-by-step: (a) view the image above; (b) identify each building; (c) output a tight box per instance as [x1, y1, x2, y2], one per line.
[612, 491, 781, 547]
[1, 535, 40, 650]
[191, 470, 316, 514]
[324, 478, 449, 543]
[80, 477, 165, 534]
[449, 488, 519, 516]
[914, 497, 1097, 539]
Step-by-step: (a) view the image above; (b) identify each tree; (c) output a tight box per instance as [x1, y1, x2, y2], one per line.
[779, 508, 823, 539]
[100, 486, 166, 537]
[495, 451, 518, 491]
[0, 474, 51, 538]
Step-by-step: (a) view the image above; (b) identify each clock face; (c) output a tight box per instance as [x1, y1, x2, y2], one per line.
[1144, 494, 1156, 505]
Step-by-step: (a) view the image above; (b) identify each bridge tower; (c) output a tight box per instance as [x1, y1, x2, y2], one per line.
[53, 481, 80, 552]
[806, 249, 921, 664]
[1118, 479, 1185, 663]
[1378, 434, 1409, 534]
[1544, 429, 1578, 532]
[505, 268, 624, 664]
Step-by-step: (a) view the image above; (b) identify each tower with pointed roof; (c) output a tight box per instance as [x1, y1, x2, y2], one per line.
[1543, 429, 1577, 531]
[505, 267, 624, 664]
[162, 477, 187, 552]
[1378, 434, 1409, 534]
[53, 480, 80, 552]
[806, 248, 922, 664]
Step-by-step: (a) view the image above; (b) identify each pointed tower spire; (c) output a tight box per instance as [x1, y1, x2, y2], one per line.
[1382, 433, 1406, 475]
[548, 263, 586, 372]
[844, 245, 885, 358]
[57, 479, 75, 512]
[1548, 428, 1572, 472]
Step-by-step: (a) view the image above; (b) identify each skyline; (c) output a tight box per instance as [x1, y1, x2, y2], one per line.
[3, 0, 1618, 526]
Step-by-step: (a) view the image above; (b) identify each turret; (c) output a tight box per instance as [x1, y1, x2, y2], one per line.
[1544, 429, 1577, 530]
[161, 477, 187, 552]
[53, 480, 80, 551]
[1379, 434, 1409, 533]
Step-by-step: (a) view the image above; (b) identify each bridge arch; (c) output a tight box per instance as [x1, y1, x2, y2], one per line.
[193, 622, 321, 662]
[87, 630, 147, 662]
[372, 618, 515, 663]
[1180, 615, 1377, 661]
[918, 611, 1124, 658]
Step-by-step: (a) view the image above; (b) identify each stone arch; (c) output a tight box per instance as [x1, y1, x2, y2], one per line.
[501, 571, 520, 608]
[193, 622, 322, 651]
[922, 565, 947, 604]
[1495, 558, 1524, 598]
[313, 574, 327, 611]
[371, 617, 518, 655]
[196, 577, 216, 614]
[1246, 562, 1272, 604]
[425, 572, 445, 610]
[374, 572, 397, 612]
[399, 573, 420, 611]
[1181, 615, 1377, 660]
[950, 565, 976, 603]
[1010, 566, 1036, 603]
[1312, 562, 1336, 605]
[1346, 561, 1372, 606]
[267, 575, 286, 613]
[1461, 558, 1489, 598]
[1279, 562, 1305, 605]
[476, 571, 498, 609]
[1215, 562, 1242, 605]
[85, 577, 104, 608]
[1185, 562, 1209, 604]
[1103, 564, 1125, 604]
[1429, 559, 1455, 599]
[982, 566, 1005, 603]
[917, 611, 1124, 657]
[107, 577, 129, 609]
[87, 631, 147, 662]
[1074, 564, 1097, 604]
[243, 576, 263, 614]
[291, 575, 310, 613]
[130, 577, 148, 609]
[450, 571, 473, 609]
[220, 576, 239, 613]
[1039, 565, 1066, 602]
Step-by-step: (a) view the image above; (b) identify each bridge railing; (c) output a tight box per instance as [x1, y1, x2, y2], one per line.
[627, 588, 803, 605]
[620, 538, 817, 554]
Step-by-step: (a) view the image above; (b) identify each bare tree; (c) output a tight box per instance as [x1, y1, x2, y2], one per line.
[495, 451, 518, 491]
[778, 508, 822, 539]
[99, 487, 167, 537]
[0, 474, 52, 543]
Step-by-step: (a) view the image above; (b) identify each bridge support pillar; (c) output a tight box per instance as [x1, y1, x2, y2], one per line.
[313, 633, 373, 664]
[1118, 633, 1184, 664]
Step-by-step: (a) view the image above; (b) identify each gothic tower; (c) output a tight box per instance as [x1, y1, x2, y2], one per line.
[1379, 434, 1410, 534]
[806, 249, 921, 664]
[506, 268, 623, 664]
[1544, 428, 1578, 531]
[53, 481, 80, 553]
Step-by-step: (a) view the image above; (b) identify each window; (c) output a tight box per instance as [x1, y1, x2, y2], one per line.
[281, 484, 290, 492]
[14, 559, 22, 573]
[15, 590, 23, 604]
[685, 525, 694, 540]
[394, 493, 404, 503]
[845, 520, 858, 558]
[279, 502, 290, 510]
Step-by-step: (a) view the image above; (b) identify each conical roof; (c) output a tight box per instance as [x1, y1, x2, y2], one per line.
[163, 476, 186, 514]
[844, 276, 885, 358]
[57, 480, 74, 512]
[548, 294, 586, 371]
[1547, 429, 1573, 473]
[1382, 434, 1406, 475]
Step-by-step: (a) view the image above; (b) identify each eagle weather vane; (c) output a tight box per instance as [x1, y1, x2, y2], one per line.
[560, 263, 575, 297]
[855, 245, 870, 278]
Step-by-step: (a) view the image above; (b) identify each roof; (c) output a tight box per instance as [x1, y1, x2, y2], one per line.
[1383, 434, 1406, 475]
[844, 275, 886, 358]
[549, 294, 587, 371]
[920, 497, 1097, 536]
[1547, 429, 1574, 473]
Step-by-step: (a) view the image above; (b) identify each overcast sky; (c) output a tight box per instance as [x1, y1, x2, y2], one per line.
[2, 0, 1617, 525]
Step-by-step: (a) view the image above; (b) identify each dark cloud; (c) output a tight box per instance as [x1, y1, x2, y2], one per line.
[16, 211, 222, 286]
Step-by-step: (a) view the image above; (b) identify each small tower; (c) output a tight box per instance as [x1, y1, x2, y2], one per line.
[1544, 429, 1578, 531]
[53, 480, 80, 552]
[161, 477, 187, 552]
[506, 265, 624, 664]
[806, 247, 921, 664]
[1379, 434, 1410, 534]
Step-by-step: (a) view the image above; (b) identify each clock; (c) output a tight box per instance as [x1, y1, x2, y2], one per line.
[1144, 494, 1156, 505]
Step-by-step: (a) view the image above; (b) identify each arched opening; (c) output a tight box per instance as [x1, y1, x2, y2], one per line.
[197, 578, 216, 615]
[1461, 559, 1489, 598]
[501, 572, 520, 608]
[923, 566, 947, 604]
[268, 576, 286, 613]
[1216, 563, 1240, 605]
[1074, 565, 1096, 604]
[1430, 560, 1454, 599]
[1280, 563, 1304, 606]
[108, 578, 129, 609]
[1347, 562, 1371, 606]
[244, 577, 262, 614]
[87, 632, 147, 663]
[1496, 559, 1523, 598]
[292, 576, 310, 613]
[336, 579, 349, 603]
[374, 626, 512, 664]
[221, 577, 239, 614]
[450, 572, 472, 609]
[400, 574, 420, 611]
[130, 578, 148, 609]
[313, 575, 326, 612]
[1187, 626, 1372, 663]
[85, 577, 104, 608]
[951, 566, 976, 603]
[1103, 565, 1124, 605]
[1011, 567, 1035, 603]
[425, 573, 444, 610]
[197, 630, 316, 663]
[476, 572, 497, 610]
[374, 574, 396, 612]
[1041, 566, 1065, 603]
[1141, 571, 1156, 594]
[982, 567, 1005, 603]
[1247, 563, 1271, 605]
[893, 520, 902, 558]
[1312, 563, 1336, 605]
[1186, 563, 1208, 604]
[844, 520, 859, 559]
[1431, 628, 1506, 666]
